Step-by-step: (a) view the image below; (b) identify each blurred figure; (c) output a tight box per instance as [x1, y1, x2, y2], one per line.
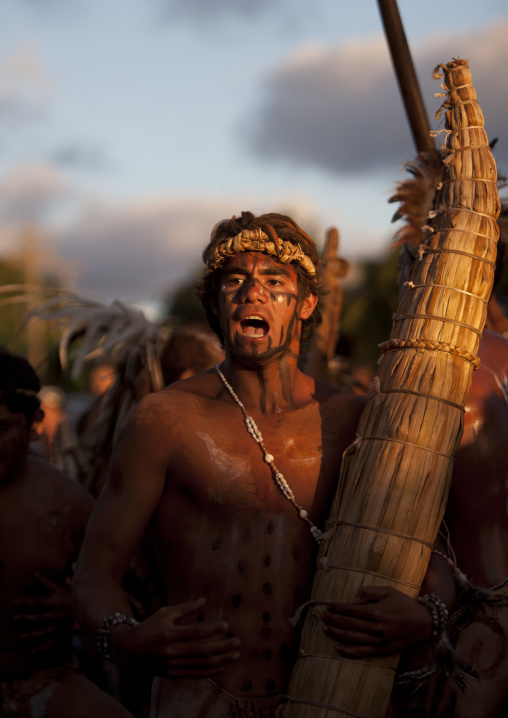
[32, 385, 88, 483]
[160, 323, 224, 385]
[89, 363, 116, 398]
[0, 347, 134, 718]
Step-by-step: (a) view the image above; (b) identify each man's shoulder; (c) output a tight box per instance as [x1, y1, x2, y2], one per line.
[164, 367, 221, 398]
[131, 369, 220, 424]
[23, 455, 94, 509]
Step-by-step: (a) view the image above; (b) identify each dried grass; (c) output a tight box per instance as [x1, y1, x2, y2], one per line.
[284, 59, 500, 718]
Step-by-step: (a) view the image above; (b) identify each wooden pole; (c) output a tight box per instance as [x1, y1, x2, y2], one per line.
[377, 0, 435, 154]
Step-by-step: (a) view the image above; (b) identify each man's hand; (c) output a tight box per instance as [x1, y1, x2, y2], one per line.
[13, 573, 74, 656]
[322, 585, 432, 658]
[111, 597, 241, 678]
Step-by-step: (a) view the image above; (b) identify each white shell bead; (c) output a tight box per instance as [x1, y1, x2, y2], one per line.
[264, 454, 274, 463]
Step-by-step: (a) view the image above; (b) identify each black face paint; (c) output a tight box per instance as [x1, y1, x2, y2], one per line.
[256, 372, 267, 414]
[279, 361, 293, 403]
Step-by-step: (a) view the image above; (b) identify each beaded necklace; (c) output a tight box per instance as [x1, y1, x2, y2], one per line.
[215, 364, 323, 544]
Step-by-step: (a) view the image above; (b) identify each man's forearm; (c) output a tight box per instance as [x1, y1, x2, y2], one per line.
[72, 567, 134, 638]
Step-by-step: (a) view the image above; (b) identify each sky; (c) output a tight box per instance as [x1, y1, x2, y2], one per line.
[0, 0, 507, 315]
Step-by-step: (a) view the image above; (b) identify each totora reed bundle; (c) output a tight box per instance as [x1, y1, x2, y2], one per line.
[282, 59, 500, 718]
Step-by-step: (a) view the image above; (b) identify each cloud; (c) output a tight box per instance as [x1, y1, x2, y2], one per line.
[155, 0, 309, 24]
[0, 163, 71, 221]
[246, 21, 508, 175]
[49, 142, 113, 173]
[0, 46, 52, 121]
[0, 156, 325, 306]
[50, 193, 324, 304]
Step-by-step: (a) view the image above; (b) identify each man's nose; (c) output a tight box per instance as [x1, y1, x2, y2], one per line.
[242, 277, 267, 302]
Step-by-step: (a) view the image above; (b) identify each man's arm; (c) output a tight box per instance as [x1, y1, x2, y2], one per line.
[321, 549, 455, 657]
[72, 394, 240, 677]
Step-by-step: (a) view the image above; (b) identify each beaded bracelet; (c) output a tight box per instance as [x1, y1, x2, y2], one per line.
[96, 612, 139, 661]
[417, 593, 449, 644]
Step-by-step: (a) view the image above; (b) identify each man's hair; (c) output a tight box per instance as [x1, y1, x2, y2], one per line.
[197, 211, 325, 350]
[0, 347, 41, 423]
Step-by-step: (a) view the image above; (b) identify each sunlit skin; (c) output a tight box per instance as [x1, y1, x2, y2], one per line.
[73, 248, 441, 717]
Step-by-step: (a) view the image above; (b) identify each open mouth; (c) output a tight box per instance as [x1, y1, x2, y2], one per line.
[240, 315, 269, 338]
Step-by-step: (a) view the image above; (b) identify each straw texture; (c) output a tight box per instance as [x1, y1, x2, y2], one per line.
[283, 59, 500, 718]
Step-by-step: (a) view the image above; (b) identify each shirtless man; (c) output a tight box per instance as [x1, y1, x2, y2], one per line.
[0, 348, 133, 718]
[73, 212, 444, 717]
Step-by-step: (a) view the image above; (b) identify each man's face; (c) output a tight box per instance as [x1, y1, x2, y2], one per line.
[215, 251, 316, 364]
[0, 403, 30, 484]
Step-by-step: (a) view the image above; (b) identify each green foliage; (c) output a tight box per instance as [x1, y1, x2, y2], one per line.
[0, 260, 27, 352]
[162, 269, 207, 324]
[340, 249, 400, 369]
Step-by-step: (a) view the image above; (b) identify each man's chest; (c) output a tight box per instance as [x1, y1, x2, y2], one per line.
[162, 407, 343, 523]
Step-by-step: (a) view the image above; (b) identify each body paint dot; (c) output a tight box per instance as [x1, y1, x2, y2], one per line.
[226, 631, 235, 639]
[238, 559, 249, 576]
[196, 612, 205, 623]
[232, 594, 242, 608]
[212, 536, 223, 550]
[266, 679, 277, 691]
[264, 555, 271, 567]
[262, 612, 271, 623]
[267, 521, 274, 535]
[241, 681, 253, 693]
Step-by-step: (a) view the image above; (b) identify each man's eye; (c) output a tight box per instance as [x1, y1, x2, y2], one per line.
[224, 277, 243, 286]
[267, 279, 283, 286]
